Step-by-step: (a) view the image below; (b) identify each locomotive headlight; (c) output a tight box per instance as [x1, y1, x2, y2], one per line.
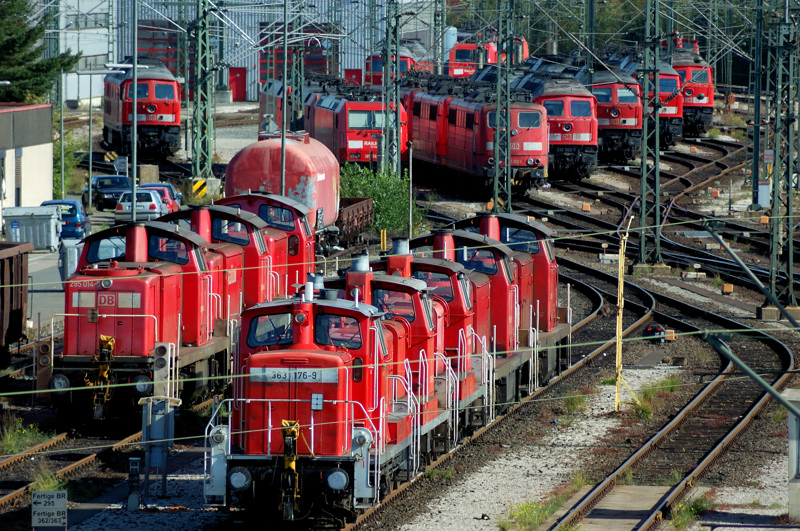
[48, 374, 71, 395]
[511, 129, 518, 136]
[610, 109, 620, 118]
[325, 469, 350, 491]
[696, 93, 705, 100]
[685, 88, 693, 97]
[562, 123, 572, 132]
[228, 467, 252, 492]
[527, 158, 534, 165]
[487, 157, 494, 165]
[132, 375, 152, 395]
[101, 279, 113, 289]
[147, 104, 157, 113]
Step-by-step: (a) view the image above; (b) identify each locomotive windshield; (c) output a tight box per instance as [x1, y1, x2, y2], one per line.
[592, 88, 612, 103]
[248, 312, 293, 347]
[518, 112, 541, 128]
[259, 204, 296, 232]
[659, 78, 679, 93]
[127, 83, 149, 99]
[314, 313, 363, 349]
[411, 270, 454, 301]
[348, 110, 386, 130]
[148, 235, 190, 265]
[501, 227, 541, 254]
[454, 48, 475, 62]
[373, 288, 416, 323]
[155, 84, 175, 99]
[457, 247, 498, 275]
[212, 218, 249, 246]
[570, 101, 592, 117]
[618, 88, 638, 103]
[542, 100, 564, 117]
[85, 236, 126, 263]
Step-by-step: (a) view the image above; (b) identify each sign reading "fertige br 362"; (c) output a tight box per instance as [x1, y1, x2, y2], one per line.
[31, 490, 68, 528]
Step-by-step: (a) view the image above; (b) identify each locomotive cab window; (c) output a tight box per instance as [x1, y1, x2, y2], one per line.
[618, 88, 638, 103]
[248, 312, 294, 347]
[373, 288, 415, 322]
[501, 227, 541, 255]
[85, 236, 126, 264]
[457, 247, 498, 275]
[259, 204, 295, 232]
[127, 83, 149, 99]
[542, 100, 564, 117]
[518, 112, 541, 128]
[592, 88, 612, 103]
[155, 84, 175, 100]
[659, 78, 679, 93]
[212, 218, 249, 246]
[147, 236, 190, 265]
[349, 110, 385, 130]
[570, 101, 592, 117]
[315, 313, 363, 349]
[411, 270, 454, 301]
[688, 69, 709, 84]
[454, 49, 475, 62]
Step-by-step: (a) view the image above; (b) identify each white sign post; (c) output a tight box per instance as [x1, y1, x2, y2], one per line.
[31, 490, 68, 529]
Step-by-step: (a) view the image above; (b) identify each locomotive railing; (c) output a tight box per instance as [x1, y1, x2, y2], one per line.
[510, 285, 520, 353]
[370, 326, 380, 411]
[471, 329, 494, 422]
[435, 351, 459, 447]
[388, 372, 420, 476]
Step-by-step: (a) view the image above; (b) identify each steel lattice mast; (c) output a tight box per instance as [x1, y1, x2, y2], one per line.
[637, 0, 662, 265]
[492, 0, 513, 214]
[191, 0, 214, 181]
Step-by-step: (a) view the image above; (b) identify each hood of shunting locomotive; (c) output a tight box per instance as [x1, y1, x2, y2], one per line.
[64, 262, 182, 358]
[237, 348, 354, 457]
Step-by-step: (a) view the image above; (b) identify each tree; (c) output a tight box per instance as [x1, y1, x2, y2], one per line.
[0, 0, 80, 103]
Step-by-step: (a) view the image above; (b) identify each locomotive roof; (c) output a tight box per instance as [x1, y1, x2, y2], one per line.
[84, 220, 208, 248]
[104, 58, 177, 83]
[372, 272, 429, 292]
[215, 193, 311, 216]
[410, 229, 516, 259]
[250, 296, 381, 318]
[410, 257, 466, 273]
[453, 213, 555, 239]
[585, 68, 637, 86]
[158, 205, 267, 229]
[513, 74, 593, 98]
[668, 49, 710, 68]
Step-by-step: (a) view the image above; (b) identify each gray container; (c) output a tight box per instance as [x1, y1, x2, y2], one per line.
[3, 206, 62, 252]
[59, 239, 84, 282]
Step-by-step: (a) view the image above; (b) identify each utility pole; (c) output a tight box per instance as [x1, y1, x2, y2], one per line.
[492, 1, 512, 214]
[767, 4, 798, 307]
[192, 0, 214, 182]
[383, 0, 401, 176]
[585, 0, 595, 87]
[433, 0, 445, 75]
[289, 2, 305, 131]
[637, 0, 663, 265]
[750, 0, 764, 209]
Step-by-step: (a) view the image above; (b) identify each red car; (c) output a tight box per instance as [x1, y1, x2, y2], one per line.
[142, 185, 179, 213]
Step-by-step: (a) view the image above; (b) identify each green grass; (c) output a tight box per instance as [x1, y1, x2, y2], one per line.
[633, 401, 653, 419]
[424, 467, 453, 480]
[770, 408, 788, 423]
[731, 129, 746, 140]
[564, 391, 587, 414]
[671, 494, 717, 530]
[601, 377, 616, 386]
[0, 415, 55, 455]
[498, 473, 587, 531]
[32, 467, 69, 493]
[706, 128, 722, 139]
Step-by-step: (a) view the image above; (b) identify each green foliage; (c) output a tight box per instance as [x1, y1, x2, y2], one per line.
[601, 377, 616, 386]
[731, 129, 746, 140]
[52, 116, 85, 197]
[671, 495, 717, 530]
[499, 474, 586, 530]
[32, 468, 68, 493]
[564, 391, 586, 413]
[633, 401, 652, 419]
[706, 128, 722, 139]
[424, 467, 454, 479]
[0, 0, 81, 103]
[340, 163, 425, 235]
[0, 415, 54, 455]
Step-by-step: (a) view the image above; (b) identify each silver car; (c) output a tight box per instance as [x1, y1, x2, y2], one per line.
[114, 190, 168, 222]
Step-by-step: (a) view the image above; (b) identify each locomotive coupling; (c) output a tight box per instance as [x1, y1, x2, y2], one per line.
[281, 420, 301, 520]
[84, 335, 116, 419]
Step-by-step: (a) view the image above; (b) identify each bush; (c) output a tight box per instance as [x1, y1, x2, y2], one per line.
[340, 164, 425, 235]
[53, 112, 85, 197]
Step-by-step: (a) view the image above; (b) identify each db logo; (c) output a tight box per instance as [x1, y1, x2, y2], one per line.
[98, 294, 116, 306]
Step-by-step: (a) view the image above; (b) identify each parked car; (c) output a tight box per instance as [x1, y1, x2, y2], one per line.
[139, 182, 183, 207]
[41, 199, 91, 239]
[114, 190, 168, 222]
[82, 175, 133, 211]
[140, 185, 179, 213]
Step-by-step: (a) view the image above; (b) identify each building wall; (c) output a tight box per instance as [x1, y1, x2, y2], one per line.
[0, 105, 54, 232]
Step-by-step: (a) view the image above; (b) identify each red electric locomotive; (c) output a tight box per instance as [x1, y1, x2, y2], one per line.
[203, 213, 571, 521]
[447, 36, 529, 78]
[102, 57, 182, 156]
[364, 39, 433, 86]
[44, 222, 242, 419]
[302, 86, 410, 165]
[585, 68, 643, 163]
[409, 81, 549, 189]
[669, 47, 714, 137]
[504, 70, 598, 180]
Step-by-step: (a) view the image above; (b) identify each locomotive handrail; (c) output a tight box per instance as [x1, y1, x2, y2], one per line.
[510, 285, 519, 352]
[388, 373, 420, 475]
[435, 352, 459, 446]
[370, 326, 380, 411]
[470, 329, 494, 422]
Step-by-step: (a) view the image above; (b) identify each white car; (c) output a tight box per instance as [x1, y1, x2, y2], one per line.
[114, 190, 169, 222]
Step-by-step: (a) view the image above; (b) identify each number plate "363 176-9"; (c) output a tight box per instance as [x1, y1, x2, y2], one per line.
[249, 367, 339, 383]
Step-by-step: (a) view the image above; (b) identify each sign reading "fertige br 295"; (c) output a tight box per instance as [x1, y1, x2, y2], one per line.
[31, 490, 68, 528]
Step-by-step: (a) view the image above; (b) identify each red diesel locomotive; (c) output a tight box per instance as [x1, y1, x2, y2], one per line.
[408, 82, 549, 189]
[40, 197, 317, 420]
[102, 57, 182, 156]
[203, 213, 570, 522]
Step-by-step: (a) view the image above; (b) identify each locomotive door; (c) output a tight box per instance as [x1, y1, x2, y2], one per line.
[229, 68, 247, 101]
